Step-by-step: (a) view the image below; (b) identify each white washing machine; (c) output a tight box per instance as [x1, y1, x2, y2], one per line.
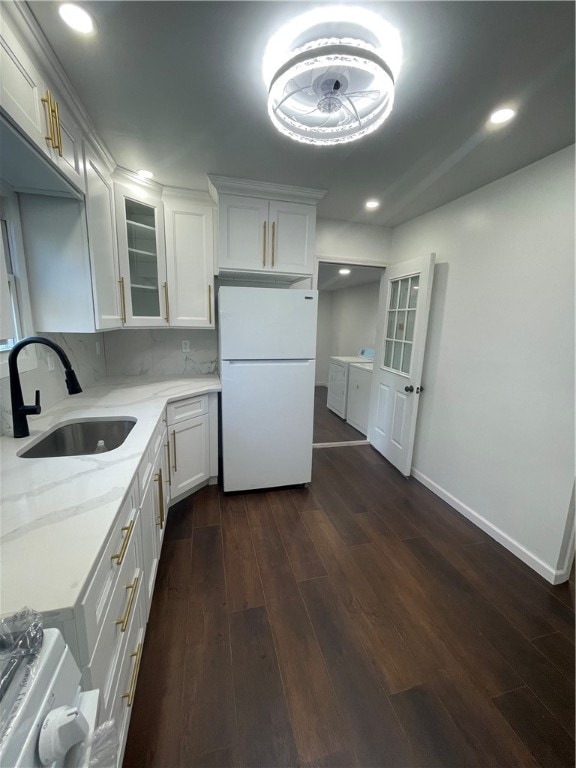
[327, 348, 374, 418]
[0, 629, 101, 768]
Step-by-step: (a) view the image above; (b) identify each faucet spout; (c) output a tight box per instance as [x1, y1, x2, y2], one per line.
[8, 336, 83, 438]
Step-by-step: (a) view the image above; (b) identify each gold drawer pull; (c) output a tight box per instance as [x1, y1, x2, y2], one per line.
[208, 284, 212, 325]
[115, 575, 138, 632]
[164, 441, 171, 485]
[155, 468, 165, 529]
[262, 221, 267, 267]
[111, 519, 134, 566]
[122, 643, 142, 707]
[172, 430, 177, 473]
[163, 282, 170, 323]
[41, 90, 57, 147]
[52, 99, 63, 156]
[271, 221, 276, 267]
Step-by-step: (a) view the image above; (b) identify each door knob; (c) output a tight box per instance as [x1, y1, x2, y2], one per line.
[404, 385, 414, 393]
[416, 386, 424, 394]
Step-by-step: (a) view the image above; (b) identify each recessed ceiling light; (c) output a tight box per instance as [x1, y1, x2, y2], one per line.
[136, 169, 154, 180]
[58, 3, 94, 34]
[339, 268, 351, 275]
[365, 199, 380, 210]
[489, 107, 516, 125]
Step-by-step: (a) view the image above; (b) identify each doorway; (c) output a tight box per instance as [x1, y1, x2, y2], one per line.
[313, 260, 385, 446]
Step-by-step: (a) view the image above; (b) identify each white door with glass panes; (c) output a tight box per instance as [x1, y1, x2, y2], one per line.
[368, 254, 435, 476]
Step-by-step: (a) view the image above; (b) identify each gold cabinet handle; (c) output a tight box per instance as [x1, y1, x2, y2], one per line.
[111, 519, 134, 566]
[164, 441, 171, 485]
[41, 90, 57, 148]
[119, 276, 127, 323]
[172, 430, 177, 473]
[122, 643, 142, 707]
[271, 221, 276, 268]
[155, 468, 165, 529]
[52, 99, 63, 157]
[115, 575, 138, 633]
[163, 282, 170, 323]
[262, 221, 267, 268]
[208, 284, 212, 325]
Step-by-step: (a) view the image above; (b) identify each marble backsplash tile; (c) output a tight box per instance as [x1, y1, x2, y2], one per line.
[1, 333, 106, 436]
[104, 329, 218, 377]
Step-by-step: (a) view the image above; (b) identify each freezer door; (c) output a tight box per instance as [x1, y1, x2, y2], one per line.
[221, 359, 315, 492]
[218, 287, 317, 360]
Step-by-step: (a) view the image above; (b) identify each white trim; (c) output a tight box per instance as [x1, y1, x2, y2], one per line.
[313, 440, 369, 448]
[208, 175, 326, 204]
[411, 467, 569, 585]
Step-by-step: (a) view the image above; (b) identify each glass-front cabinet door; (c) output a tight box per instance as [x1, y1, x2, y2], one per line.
[115, 181, 167, 327]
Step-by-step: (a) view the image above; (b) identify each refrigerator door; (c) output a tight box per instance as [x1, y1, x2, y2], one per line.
[221, 359, 315, 491]
[219, 287, 318, 360]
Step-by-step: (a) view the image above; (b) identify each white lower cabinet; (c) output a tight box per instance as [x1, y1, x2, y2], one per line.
[166, 393, 218, 503]
[346, 364, 372, 435]
[37, 395, 218, 767]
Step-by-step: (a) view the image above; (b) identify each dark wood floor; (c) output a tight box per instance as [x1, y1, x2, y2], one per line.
[314, 385, 365, 443]
[123, 445, 575, 768]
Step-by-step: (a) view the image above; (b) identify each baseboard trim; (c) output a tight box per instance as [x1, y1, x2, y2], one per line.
[411, 468, 564, 585]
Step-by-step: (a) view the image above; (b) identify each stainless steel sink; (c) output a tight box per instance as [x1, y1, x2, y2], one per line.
[19, 418, 137, 458]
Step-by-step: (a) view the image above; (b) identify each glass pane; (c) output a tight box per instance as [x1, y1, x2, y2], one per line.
[127, 221, 156, 254]
[405, 310, 416, 342]
[398, 278, 409, 308]
[125, 199, 155, 227]
[392, 341, 402, 370]
[395, 311, 406, 340]
[390, 280, 399, 309]
[383, 340, 393, 367]
[409, 276, 419, 308]
[387, 311, 396, 339]
[401, 343, 412, 374]
[129, 251, 160, 316]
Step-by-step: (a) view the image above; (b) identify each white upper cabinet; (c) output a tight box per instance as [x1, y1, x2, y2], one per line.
[115, 176, 215, 329]
[84, 141, 123, 329]
[0, 7, 85, 193]
[163, 190, 215, 328]
[115, 179, 168, 327]
[209, 176, 325, 278]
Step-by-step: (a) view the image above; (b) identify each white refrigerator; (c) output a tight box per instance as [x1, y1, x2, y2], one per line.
[218, 286, 318, 492]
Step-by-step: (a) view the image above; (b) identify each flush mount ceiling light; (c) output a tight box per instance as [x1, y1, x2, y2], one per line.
[365, 199, 380, 210]
[339, 268, 351, 275]
[263, 6, 402, 146]
[58, 3, 94, 34]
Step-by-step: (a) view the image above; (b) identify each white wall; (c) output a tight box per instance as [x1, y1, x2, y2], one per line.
[388, 146, 575, 582]
[0, 333, 106, 435]
[316, 219, 391, 264]
[332, 282, 380, 356]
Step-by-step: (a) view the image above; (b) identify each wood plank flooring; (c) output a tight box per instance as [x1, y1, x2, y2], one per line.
[123, 445, 575, 768]
[313, 385, 365, 443]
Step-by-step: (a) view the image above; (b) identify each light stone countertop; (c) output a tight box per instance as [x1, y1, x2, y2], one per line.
[0, 375, 220, 617]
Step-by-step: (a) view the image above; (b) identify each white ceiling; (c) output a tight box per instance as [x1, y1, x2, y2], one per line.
[27, 1, 575, 227]
[317, 262, 384, 291]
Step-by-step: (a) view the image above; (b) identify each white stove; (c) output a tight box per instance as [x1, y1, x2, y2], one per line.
[0, 629, 99, 768]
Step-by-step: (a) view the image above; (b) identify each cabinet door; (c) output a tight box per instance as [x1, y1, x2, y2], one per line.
[84, 143, 122, 329]
[218, 194, 269, 272]
[164, 196, 214, 327]
[45, 87, 85, 192]
[115, 182, 167, 327]
[346, 368, 371, 435]
[139, 468, 160, 615]
[169, 415, 209, 500]
[269, 201, 315, 276]
[0, 17, 48, 153]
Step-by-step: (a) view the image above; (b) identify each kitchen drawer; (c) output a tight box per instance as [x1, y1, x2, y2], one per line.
[109, 585, 146, 765]
[88, 513, 142, 721]
[166, 394, 208, 425]
[76, 480, 139, 666]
